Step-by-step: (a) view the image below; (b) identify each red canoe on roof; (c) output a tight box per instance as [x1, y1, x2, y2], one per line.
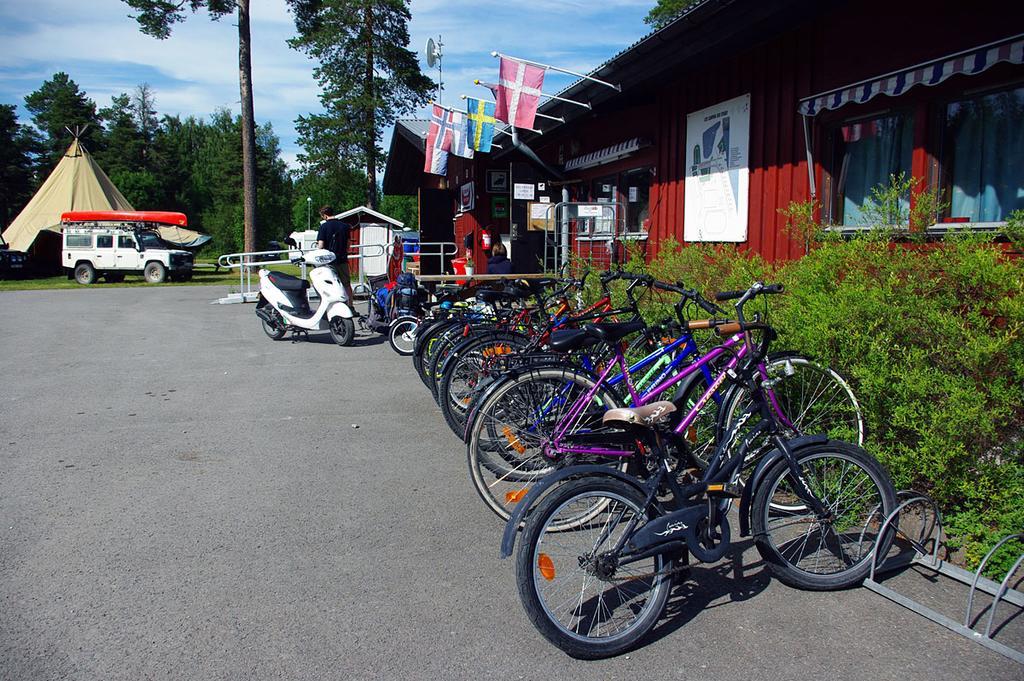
[61, 211, 188, 227]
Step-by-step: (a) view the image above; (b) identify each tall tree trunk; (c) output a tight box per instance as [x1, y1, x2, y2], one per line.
[238, 0, 258, 252]
[365, 1, 377, 210]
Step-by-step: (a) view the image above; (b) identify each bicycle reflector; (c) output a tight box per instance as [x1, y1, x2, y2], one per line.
[505, 488, 529, 504]
[502, 426, 527, 454]
[537, 553, 556, 581]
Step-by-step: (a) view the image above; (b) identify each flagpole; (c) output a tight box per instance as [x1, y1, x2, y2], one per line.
[475, 80, 589, 110]
[491, 51, 621, 92]
[461, 93, 564, 123]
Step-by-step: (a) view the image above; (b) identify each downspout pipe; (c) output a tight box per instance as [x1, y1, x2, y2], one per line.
[510, 128, 565, 181]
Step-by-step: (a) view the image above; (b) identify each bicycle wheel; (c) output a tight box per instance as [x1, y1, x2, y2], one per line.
[515, 477, 672, 659]
[723, 354, 864, 456]
[414, 320, 458, 389]
[388, 316, 419, 356]
[466, 366, 625, 523]
[438, 334, 529, 438]
[751, 441, 896, 590]
[428, 324, 491, 402]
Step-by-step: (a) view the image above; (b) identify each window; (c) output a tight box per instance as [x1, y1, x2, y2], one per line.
[622, 167, 651, 235]
[96, 235, 113, 248]
[943, 85, 1024, 223]
[829, 112, 913, 226]
[138, 232, 163, 248]
[66, 234, 92, 248]
[585, 175, 617, 238]
[118, 235, 136, 249]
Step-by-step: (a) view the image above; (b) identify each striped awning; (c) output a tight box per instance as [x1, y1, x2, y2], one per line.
[799, 33, 1024, 116]
[564, 137, 650, 172]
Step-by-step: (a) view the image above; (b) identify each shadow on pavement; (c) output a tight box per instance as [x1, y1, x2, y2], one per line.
[641, 538, 770, 648]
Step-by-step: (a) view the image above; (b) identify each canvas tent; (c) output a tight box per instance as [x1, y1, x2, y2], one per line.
[1, 138, 209, 263]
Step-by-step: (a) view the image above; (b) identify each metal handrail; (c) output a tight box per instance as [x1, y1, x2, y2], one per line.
[213, 244, 386, 305]
[404, 241, 457, 274]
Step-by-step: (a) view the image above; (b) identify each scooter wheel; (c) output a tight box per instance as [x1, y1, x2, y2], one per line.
[262, 319, 287, 340]
[329, 317, 355, 346]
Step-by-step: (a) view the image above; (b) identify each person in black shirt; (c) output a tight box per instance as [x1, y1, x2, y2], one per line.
[316, 206, 357, 304]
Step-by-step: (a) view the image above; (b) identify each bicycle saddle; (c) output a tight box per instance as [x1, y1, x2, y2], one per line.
[603, 401, 677, 428]
[584, 321, 645, 344]
[547, 328, 599, 353]
[476, 288, 512, 304]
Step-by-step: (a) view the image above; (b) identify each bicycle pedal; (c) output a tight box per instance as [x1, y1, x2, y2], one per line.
[705, 482, 742, 498]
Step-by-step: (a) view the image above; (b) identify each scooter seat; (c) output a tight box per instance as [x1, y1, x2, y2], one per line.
[268, 271, 308, 292]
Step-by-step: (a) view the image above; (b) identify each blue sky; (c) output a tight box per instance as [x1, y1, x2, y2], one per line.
[0, 0, 656, 169]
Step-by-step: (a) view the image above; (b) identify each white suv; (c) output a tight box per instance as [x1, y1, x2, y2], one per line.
[63, 227, 194, 284]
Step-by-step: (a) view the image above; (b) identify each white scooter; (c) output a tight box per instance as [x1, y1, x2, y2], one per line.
[255, 249, 356, 346]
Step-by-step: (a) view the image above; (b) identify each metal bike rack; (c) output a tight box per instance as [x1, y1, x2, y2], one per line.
[862, 490, 1024, 664]
[213, 244, 385, 305]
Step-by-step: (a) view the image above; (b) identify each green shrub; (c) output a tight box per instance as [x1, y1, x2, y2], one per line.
[622, 233, 1024, 574]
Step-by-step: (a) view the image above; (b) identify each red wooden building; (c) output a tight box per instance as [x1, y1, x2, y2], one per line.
[384, 0, 1024, 273]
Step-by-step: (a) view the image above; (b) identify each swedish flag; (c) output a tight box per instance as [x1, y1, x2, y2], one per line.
[466, 97, 496, 153]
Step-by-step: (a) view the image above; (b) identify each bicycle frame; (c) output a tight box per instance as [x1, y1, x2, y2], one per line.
[550, 332, 797, 460]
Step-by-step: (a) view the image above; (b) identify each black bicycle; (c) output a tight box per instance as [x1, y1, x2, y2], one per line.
[500, 282, 897, 659]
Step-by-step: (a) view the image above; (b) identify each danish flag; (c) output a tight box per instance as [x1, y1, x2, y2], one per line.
[494, 57, 546, 130]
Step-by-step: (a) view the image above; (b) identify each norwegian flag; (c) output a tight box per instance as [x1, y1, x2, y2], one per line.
[424, 104, 452, 175]
[494, 56, 545, 129]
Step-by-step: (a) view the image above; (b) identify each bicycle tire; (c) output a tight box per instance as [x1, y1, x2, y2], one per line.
[413, 319, 459, 388]
[438, 333, 531, 438]
[721, 354, 865, 454]
[751, 441, 896, 590]
[388, 316, 419, 355]
[427, 323, 494, 402]
[466, 366, 625, 523]
[515, 477, 672, 659]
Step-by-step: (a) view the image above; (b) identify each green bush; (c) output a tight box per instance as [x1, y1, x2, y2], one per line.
[619, 234, 1024, 574]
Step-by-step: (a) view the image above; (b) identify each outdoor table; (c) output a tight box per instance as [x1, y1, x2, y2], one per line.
[415, 273, 554, 282]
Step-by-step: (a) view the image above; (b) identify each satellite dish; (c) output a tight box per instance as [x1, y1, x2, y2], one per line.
[425, 38, 441, 68]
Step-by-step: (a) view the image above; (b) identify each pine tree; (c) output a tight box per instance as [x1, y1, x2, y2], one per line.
[644, 0, 702, 29]
[24, 72, 101, 166]
[288, 0, 433, 209]
[121, 0, 260, 252]
[0, 105, 37, 225]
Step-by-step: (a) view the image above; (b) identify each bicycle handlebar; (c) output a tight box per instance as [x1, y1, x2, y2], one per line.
[715, 283, 784, 301]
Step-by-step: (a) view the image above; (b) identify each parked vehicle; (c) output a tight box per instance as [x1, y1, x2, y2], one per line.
[61, 211, 195, 284]
[0, 234, 30, 279]
[255, 248, 357, 346]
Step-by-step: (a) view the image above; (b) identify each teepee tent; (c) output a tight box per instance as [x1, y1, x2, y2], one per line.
[2, 139, 133, 256]
[2, 138, 210, 265]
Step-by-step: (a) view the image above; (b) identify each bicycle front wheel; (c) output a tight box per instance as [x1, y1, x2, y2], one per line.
[751, 441, 896, 590]
[737, 354, 864, 446]
[515, 477, 672, 659]
[466, 366, 624, 523]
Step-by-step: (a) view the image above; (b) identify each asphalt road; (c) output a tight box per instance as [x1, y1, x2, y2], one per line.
[1, 286, 1021, 680]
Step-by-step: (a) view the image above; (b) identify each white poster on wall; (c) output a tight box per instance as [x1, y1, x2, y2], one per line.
[683, 93, 750, 242]
[513, 183, 535, 200]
